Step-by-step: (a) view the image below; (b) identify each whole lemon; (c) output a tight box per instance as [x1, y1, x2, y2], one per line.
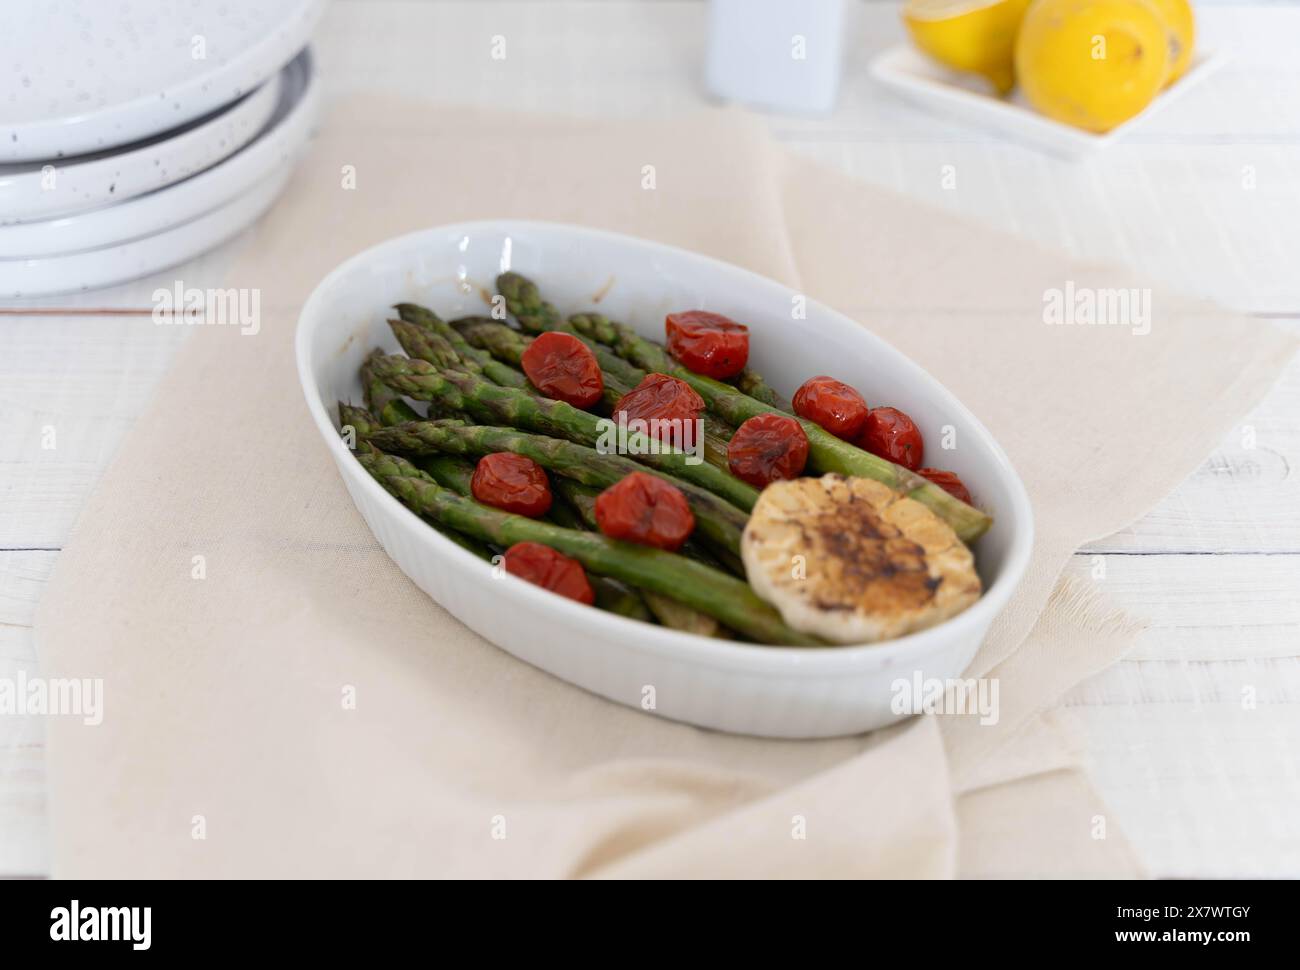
[1146, 0, 1196, 85]
[903, 0, 1034, 96]
[1015, 0, 1171, 132]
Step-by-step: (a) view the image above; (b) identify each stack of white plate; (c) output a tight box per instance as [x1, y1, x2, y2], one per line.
[0, 0, 325, 298]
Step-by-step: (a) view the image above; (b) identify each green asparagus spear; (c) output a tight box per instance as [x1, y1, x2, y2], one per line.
[545, 489, 674, 625]
[340, 401, 464, 460]
[417, 512, 494, 560]
[479, 283, 736, 448]
[485, 473, 721, 633]
[395, 435, 667, 623]
[640, 589, 721, 636]
[496, 271, 564, 332]
[451, 317, 532, 366]
[389, 317, 531, 393]
[350, 371, 473, 484]
[545, 490, 588, 530]
[393, 306, 530, 389]
[470, 276, 986, 540]
[452, 317, 734, 467]
[338, 412, 492, 561]
[549, 476, 729, 569]
[563, 315, 992, 542]
[735, 368, 791, 411]
[364, 419, 748, 557]
[368, 354, 759, 514]
[550, 478, 726, 635]
[559, 314, 648, 388]
[414, 449, 656, 623]
[460, 299, 647, 400]
[417, 452, 477, 495]
[549, 479, 602, 526]
[420, 449, 576, 531]
[455, 317, 631, 408]
[493, 280, 749, 427]
[358, 450, 823, 646]
[379, 416, 738, 611]
[361, 350, 423, 426]
[565, 308, 781, 416]
[338, 401, 383, 442]
[590, 577, 657, 623]
[494, 275, 648, 388]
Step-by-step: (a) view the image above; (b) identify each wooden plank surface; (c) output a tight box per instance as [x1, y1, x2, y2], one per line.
[1, 0, 1297, 878]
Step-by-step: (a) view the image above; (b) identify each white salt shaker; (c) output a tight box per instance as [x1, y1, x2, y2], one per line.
[705, 0, 845, 115]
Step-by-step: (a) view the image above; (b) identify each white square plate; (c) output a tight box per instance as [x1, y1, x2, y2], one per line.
[870, 44, 1226, 158]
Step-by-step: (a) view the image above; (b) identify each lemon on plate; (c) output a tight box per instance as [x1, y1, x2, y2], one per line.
[1146, 0, 1196, 84]
[1015, 0, 1171, 133]
[902, 0, 1033, 95]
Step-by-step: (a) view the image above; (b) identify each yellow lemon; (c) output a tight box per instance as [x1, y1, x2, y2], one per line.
[1146, 0, 1196, 84]
[1015, 0, 1170, 132]
[903, 0, 1033, 96]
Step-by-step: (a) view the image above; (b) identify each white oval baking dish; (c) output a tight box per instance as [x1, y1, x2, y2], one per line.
[296, 221, 1033, 738]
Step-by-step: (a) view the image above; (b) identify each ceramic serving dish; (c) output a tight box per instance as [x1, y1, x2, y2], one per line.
[296, 221, 1034, 738]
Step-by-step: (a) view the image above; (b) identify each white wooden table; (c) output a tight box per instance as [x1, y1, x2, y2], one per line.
[2, 0, 1298, 878]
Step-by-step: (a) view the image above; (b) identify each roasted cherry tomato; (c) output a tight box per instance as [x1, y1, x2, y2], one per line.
[594, 471, 695, 551]
[471, 452, 553, 517]
[918, 468, 972, 506]
[502, 542, 594, 605]
[857, 406, 924, 471]
[792, 376, 869, 440]
[613, 373, 705, 448]
[520, 331, 604, 408]
[665, 310, 750, 380]
[727, 413, 809, 487]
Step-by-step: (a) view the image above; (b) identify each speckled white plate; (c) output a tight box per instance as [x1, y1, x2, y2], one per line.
[0, 49, 318, 259]
[0, 163, 293, 298]
[0, 0, 325, 163]
[0, 72, 282, 225]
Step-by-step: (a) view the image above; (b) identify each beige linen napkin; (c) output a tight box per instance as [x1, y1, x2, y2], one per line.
[35, 100, 1296, 877]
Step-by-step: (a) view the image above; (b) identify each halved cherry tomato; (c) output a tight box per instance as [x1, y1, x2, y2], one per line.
[471, 452, 552, 517]
[857, 406, 924, 471]
[918, 468, 972, 506]
[503, 542, 594, 605]
[613, 373, 705, 448]
[727, 413, 809, 487]
[594, 471, 695, 551]
[520, 331, 603, 408]
[665, 310, 750, 379]
[792, 376, 869, 440]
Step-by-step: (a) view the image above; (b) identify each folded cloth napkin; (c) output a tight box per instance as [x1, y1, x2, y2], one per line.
[35, 100, 1297, 877]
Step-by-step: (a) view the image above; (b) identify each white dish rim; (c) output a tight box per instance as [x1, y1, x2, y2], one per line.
[296, 220, 1035, 675]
